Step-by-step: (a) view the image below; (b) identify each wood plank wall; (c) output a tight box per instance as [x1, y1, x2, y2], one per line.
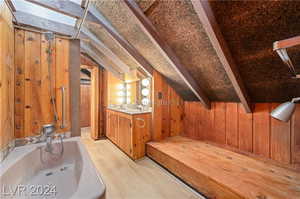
[152, 70, 184, 141]
[184, 102, 300, 167]
[80, 84, 91, 127]
[90, 66, 100, 139]
[102, 69, 108, 137]
[14, 29, 71, 137]
[0, 1, 14, 149]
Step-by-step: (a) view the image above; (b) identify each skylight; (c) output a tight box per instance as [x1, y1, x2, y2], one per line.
[69, 0, 82, 5]
[12, 0, 77, 26]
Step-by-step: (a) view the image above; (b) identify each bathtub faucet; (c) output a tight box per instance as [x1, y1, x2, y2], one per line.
[39, 124, 64, 163]
[41, 124, 56, 153]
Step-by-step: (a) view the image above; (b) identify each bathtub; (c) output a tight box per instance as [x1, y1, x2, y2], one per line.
[0, 137, 105, 199]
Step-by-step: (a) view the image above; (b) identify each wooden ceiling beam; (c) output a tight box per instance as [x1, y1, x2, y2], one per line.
[81, 27, 131, 73]
[81, 42, 124, 80]
[191, 0, 251, 113]
[123, 0, 211, 109]
[5, 0, 16, 11]
[273, 36, 300, 50]
[88, 5, 153, 77]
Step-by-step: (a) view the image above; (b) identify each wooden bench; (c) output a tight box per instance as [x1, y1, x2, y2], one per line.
[147, 136, 300, 199]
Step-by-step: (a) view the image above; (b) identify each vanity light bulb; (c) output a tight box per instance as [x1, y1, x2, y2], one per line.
[116, 84, 125, 90]
[141, 79, 150, 87]
[142, 88, 150, 96]
[117, 91, 125, 97]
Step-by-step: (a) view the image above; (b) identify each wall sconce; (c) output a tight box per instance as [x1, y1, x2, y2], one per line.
[141, 88, 150, 96]
[141, 79, 150, 87]
[270, 97, 300, 122]
[140, 78, 151, 107]
[116, 84, 125, 90]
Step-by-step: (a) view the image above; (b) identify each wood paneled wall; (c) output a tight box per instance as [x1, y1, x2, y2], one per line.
[0, 1, 14, 149]
[152, 70, 184, 141]
[90, 66, 102, 139]
[102, 69, 108, 136]
[14, 29, 72, 137]
[80, 84, 91, 127]
[184, 102, 300, 167]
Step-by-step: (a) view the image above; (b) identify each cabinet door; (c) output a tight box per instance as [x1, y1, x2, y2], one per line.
[118, 116, 132, 156]
[132, 114, 151, 159]
[106, 111, 111, 139]
[111, 113, 119, 144]
[107, 111, 119, 144]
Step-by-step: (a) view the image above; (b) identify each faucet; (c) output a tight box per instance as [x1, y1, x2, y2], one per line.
[40, 124, 56, 153]
[39, 124, 64, 163]
[137, 105, 144, 111]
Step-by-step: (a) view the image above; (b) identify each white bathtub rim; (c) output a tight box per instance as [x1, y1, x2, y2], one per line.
[0, 136, 106, 198]
[0, 136, 76, 175]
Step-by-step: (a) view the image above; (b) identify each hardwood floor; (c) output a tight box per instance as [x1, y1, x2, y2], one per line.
[80, 128, 204, 199]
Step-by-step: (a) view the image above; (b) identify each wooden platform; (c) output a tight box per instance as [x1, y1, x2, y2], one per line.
[146, 136, 300, 199]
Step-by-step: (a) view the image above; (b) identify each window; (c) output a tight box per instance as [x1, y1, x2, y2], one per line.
[12, 0, 77, 26]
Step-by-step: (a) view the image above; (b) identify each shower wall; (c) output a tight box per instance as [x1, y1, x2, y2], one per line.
[14, 29, 73, 138]
[0, 0, 15, 150]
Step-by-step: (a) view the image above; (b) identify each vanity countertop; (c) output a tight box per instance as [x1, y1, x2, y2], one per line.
[107, 107, 152, 115]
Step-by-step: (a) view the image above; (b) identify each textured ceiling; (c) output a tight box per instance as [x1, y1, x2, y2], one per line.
[88, 0, 300, 102]
[142, 0, 238, 101]
[92, 0, 200, 100]
[210, 0, 300, 102]
[135, 0, 157, 12]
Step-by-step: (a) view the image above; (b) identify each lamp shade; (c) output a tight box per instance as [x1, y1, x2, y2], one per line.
[270, 102, 296, 122]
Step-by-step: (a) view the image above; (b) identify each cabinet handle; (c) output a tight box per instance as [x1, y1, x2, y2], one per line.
[135, 118, 145, 128]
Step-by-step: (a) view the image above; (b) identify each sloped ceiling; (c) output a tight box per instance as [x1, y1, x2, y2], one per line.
[85, 23, 142, 71]
[92, 0, 204, 100]
[88, 0, 300, 102]
[140, 0, 238, 101]
[210, 1, 300, 102]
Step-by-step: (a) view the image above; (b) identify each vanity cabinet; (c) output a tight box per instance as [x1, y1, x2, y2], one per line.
[106, 109, 151, 160]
